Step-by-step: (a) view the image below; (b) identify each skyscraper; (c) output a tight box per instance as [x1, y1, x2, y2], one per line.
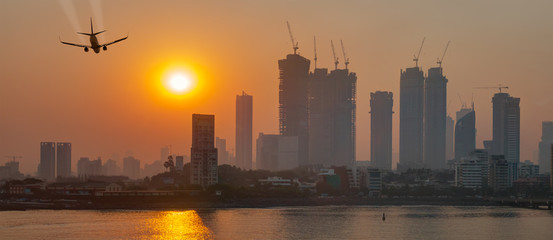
[445, 116, 455, 161]
[328, 68, 357, 168]
[370, 91, 393, 170]
[39, 142, 55, 181]
[236, 92, 253, 169]
[279, 53, 310, 166]
[308, 66, 356, 168]
[399, 67, 425, 169]
[309, 68, 332, 166]
[56, 142, 71, 178]
[423, 67, 448, 169]
[538, 121, 553, 174]
[455, 107, 476, 159]
[190, 114, 218, 187]
[492, 92, 520, 164]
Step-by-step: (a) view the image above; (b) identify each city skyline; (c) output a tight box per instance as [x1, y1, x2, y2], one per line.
[1, 1, 552, 174]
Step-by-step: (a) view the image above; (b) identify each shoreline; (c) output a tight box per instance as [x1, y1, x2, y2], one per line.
[0, 197, 500, 211]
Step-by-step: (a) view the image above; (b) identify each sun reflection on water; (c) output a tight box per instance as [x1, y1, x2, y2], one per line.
[143, 211, 212, 240]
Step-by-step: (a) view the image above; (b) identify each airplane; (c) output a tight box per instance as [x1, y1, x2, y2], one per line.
[60, 18, 127, 53]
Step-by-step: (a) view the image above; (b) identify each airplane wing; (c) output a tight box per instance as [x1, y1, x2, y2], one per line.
[60, 39, 91, 48]
[102, 36, 128, 47]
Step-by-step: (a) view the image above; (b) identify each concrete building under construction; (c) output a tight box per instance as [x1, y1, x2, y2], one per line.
[399, 66, 425, 170]
[309, 68, 356, 168]
[278, 53, 311, 166]
[423, 67, 448, 169]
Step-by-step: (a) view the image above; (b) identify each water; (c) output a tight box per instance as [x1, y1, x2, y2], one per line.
[1, 206, 552, 239]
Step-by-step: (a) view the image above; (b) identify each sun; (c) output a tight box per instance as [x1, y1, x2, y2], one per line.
[165, 72, 194, 94]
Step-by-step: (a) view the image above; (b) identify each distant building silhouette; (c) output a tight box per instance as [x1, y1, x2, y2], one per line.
[328, 68, 357, 168]
[370, 91, 393, 170]
[123, 156, 140, 179]
[190, 114, 218, 187]
[216, 137, 230, 165]
[77, 157, 102, 178]
[143, 160, 164, 177]
[538, 121, 553, 174]
[160, 146, 170, 163]
[39, 142, 56, 181]
[236, 92, 253, 169]
[102, 159, 120, 176]
[455, 107, 476, 160]
[279, 53, 310, 166]
[56, 142, 72, 178]
[256, 133, 298, 171]
[309, 68, 332, 166]
[423, 67, 448, 169]
[399, 67, 425, 169]
[445, 116, 454, 161]
[309, 67, 356, 168]
[492, 92, 520, 165]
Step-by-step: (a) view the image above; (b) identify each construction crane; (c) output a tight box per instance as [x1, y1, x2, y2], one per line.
[473, 84, 509, 93]
[413, 37, 426, 68]
[436, 40, 451, 68]
[286, 21, 299, 54]
[313, 36, 318, 69]
[340, 39, 350, 70]
[4, 155, 22, 162]
[331, 40, 339, 70]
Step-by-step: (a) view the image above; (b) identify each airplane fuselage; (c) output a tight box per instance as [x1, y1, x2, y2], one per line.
[90, 35, 101, 53]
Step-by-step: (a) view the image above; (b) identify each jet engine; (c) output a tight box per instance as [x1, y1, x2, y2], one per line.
[103, 46, 107, 51]
[84, 47, 89, 52]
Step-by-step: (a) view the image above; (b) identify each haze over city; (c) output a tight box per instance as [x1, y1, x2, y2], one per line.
[1, 0, 552, 174]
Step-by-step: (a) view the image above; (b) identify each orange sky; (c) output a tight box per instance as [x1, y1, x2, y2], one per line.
[1, 0, 552, 174]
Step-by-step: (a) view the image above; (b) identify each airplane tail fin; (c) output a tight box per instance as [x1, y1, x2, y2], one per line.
[77, 18, 105, 36]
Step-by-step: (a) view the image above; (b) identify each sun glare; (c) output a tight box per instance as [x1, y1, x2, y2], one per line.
[165, 72, 194, 94]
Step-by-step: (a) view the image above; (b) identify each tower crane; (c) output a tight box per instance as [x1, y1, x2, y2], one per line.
[4, 155, 22, 162]
[313, 36, 318, 69]
[413, 37, 426, 68]
[331, 40, 339, 70]
[473, 84, 509, 93]
[286, 21, 299, 54]
[341, 40, 350, 70]
[436, 40, 451, 68]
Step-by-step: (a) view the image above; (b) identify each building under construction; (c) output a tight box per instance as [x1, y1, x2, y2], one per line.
[308, 40, 356, 168]
[423, 67, 448, 169]
[278, 53, 311, 166]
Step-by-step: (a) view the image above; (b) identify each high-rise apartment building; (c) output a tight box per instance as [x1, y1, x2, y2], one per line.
[423, 67, 448, 169]
[56, 142, 71, 178]
[538, 121, 553, 174]
[39, 142, 56, 181]
[455, 107, 476, 159]
[236, 92, 252, 169]
[399, 67, 425, 169]
[370, 91, 393, 170]
[278, 53, 310, 166]
[492, 92, 520, 164]
[190, 114, 218, 187]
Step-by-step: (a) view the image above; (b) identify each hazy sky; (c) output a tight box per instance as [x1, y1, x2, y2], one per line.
[1, 0, 552, 174]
